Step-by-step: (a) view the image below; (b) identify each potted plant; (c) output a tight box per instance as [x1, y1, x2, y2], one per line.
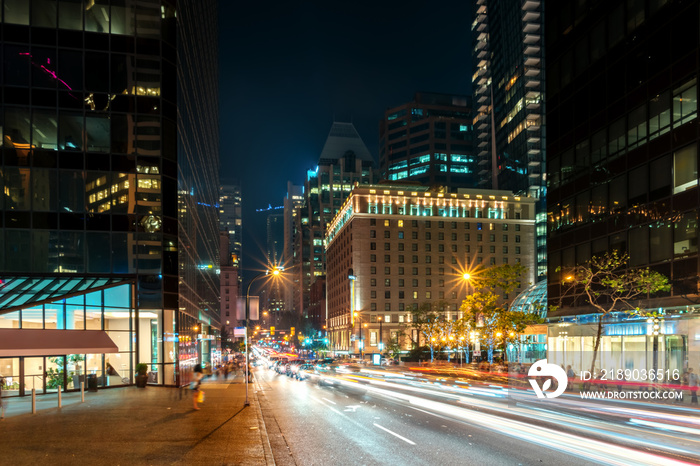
[135, 363, 148, 388]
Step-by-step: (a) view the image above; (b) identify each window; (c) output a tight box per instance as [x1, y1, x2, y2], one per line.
[371, 242, 376, 250]
[490, 246, 496, 253]
[426, 221, 431, 228]
[412, 231, 418, 239]
[451, 233, 457, 240]
[425, 256, 432, 263]
[439, 279, 444, 287]
[398, 220, 404, 227]
[439, 244, 445, 252]
[425, 267, 431, 275]
[515, 224, 520, 231]
[385, 315, 391, 323]
[398, 313, 405, 321]
[370, 254, 376, 262]
[490, 234, 496, 242]
[412, 279, 418, 287]
[673, 79, 697, 128]
[515, 236, 521, 243]
[490, 258, 496, 265]
[451, 257, 457, 264]
[516, 247, 521, 254]
[398, 231, 404, 239]
[399, 279, 404, 287]
[412, 256, 418, 263]
[370, 230, 376, 238]
[426, 244, 432, 252]
[438, 221, 444, 228]
[503, 246, 508, 254]
[384, 243, 391, 250]
[412, 244, 418, 251]
[426, 291, 431, 299]
[412, 220, 418, 227]
[384, 230, 391, 238]
[503, 224, 508, 231]
[465, 234, 470, 241]
[426, 279, 432, 287]
[385, 303, 391, 312]
[371, 291, 377, 298]
[398, 255, 404, 263]
[425, 232, 431, 240]
[384, 255, 391, 262]
[385, 291, 391, 299]
[384, 267, 391, 274]
[412, 267, 418, 275]
[503, 235, 508, 242]
[451, 222, 457, 229]
[371, 266, 376, 274]
[399, 291, 404, 299]
[438, 256, 444, 264]
[439, 268, 445, 275]
[649, 91, 671, 139]
[370, 219, 376, 226]
[477, 234, 482, 241]
[413, 291, 418, 299]
[398, 267, 404, 275]
[674, 144, 698, 194]
[371, 303, 377, 311]
[370, 279, 377, 286]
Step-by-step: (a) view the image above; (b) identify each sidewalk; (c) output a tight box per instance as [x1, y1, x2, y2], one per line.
[0, 369, 274, 465]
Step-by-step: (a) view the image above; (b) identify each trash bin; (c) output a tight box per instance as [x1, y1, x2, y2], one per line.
[87, 374, 98, 392]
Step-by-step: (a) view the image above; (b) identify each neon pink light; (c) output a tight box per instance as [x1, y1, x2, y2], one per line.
[39, 65, 73, 91]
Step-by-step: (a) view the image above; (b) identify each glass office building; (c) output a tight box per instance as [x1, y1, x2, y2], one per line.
[0, 0, 220, 396]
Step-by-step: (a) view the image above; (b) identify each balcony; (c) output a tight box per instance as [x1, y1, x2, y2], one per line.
[524, 45, 541, 56]
[523, 22, 540, 34]
[523, 34, 541, 44]
[525, 78, 541, 88]
[525, 56, 540, 67]
[523, 11, 540, 22]
[525, 66, 540, 77]
[522, 0, 540, 11]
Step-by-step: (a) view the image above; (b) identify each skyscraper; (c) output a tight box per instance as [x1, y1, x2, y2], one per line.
[0, 0, 220, 392]
[472, 0, 547, 279]
[379, 92, 474, 188]
[297, 122, 378, 322]
[545, 0, 699, 370]
[219, 183, 243, 275]
[283, 182, 304, 315]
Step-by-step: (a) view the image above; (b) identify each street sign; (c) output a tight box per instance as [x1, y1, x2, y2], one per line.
[233, 327, 246, 338]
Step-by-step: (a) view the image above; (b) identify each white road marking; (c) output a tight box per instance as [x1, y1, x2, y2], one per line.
[373, 423, 416, 445]
[322, 398, 336, 405]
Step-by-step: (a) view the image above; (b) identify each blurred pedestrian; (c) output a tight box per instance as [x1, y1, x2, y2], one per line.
[0, 374, 6, 419]
[192, 364, 204, 410]
[688, 368, 699, 405]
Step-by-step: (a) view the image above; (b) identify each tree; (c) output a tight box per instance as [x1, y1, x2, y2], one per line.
[460, 263, 540, 363]
[220, 326, 234, 351]
[408, 301, 450, 362]
[557, 251, 670, 376]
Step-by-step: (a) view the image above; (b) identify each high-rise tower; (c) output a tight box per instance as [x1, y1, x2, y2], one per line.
[472, 0, 547, 280]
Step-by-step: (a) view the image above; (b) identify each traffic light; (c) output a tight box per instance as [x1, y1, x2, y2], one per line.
[291, 327, 295, 336]
[270, 326, 275, 335]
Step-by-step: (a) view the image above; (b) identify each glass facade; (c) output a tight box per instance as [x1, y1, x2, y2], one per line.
[0, 0, 220, 394]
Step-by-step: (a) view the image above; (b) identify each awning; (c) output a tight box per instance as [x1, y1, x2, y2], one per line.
[0, 329, 119, 357]
[0, 276, 134, 315]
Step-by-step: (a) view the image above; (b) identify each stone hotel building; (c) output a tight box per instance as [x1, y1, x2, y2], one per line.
[325, 184, 536, 355]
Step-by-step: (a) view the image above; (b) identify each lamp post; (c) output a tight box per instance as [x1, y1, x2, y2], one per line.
[363, 323, 368, 360]
[244, 266, 282, 406]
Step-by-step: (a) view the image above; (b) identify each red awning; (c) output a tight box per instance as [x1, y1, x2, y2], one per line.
[0, 329, 119, 357]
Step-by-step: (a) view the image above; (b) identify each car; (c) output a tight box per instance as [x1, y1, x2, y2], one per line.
[296, 364, 316, 380]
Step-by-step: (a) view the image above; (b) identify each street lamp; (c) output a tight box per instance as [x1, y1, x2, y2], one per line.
[244, 265, 283, 406]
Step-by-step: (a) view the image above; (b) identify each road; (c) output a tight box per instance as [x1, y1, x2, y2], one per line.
[254, 364, 700, 466]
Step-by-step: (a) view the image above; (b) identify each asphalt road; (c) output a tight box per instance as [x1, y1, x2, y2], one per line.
[255, 367, 600, 466]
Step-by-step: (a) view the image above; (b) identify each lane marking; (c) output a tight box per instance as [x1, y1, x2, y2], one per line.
[322, 398, 336, 405]
[373, 423, 416, 445]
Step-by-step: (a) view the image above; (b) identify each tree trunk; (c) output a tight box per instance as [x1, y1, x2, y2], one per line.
[589, 316, 604, 382]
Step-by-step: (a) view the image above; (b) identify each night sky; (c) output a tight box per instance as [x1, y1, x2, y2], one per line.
[218, 1, 473, 280]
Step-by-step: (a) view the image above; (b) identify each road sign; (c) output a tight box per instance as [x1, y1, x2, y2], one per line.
[233, 327, 246, 338]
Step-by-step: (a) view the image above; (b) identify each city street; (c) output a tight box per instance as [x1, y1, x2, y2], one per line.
[256, 365, 700, 466]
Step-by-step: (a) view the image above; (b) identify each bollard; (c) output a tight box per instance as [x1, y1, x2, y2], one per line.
[58, 387, 62, 408]
[81, 381, 85, 402]
[31, 388, 36, 414]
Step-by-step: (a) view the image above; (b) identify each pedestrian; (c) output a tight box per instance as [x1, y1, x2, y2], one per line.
[688, 368, 699, 405]
[247, 361, 254, 384]
[192, 364, 204, 410]
[566, 365, 575, 378]
[0, 374, 6, 419]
